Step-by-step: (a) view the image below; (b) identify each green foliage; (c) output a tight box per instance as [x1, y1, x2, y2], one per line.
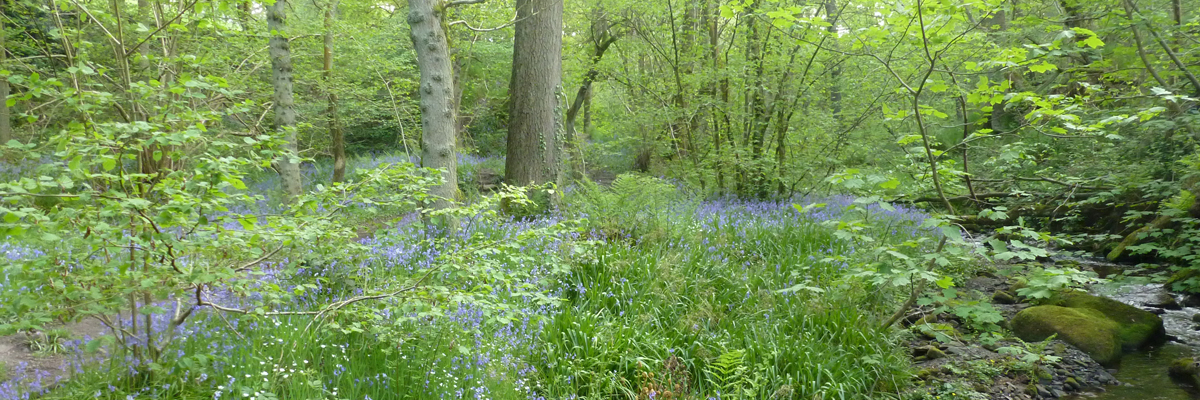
[563, 173, 683, 240]
[1015, 267, 1103, 300]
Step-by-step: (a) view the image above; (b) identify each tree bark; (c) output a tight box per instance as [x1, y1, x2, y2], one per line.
[407, 0, 460, 209]
[506, 0, 563, 187]
[325, 0, 346, 183]
[239, 0, 253, 31]
[825, 0, 841, 118]
[564, 25, 616, 178]
[0, 9, 11, 145]
[1126, 0, 1200, 97]
[268, 0, 303, 199]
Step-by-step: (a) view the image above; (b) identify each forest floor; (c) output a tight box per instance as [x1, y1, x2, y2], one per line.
[0, 317, 108, 392]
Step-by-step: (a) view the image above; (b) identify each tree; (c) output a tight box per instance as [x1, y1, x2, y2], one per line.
[564, 10, 618, 178]
[406, 0, 464, 210]
[268, 0, 303, 199]
[506, 0, 563, 187]
[0, 6, 10, 145]
[325, 0, 346, 183]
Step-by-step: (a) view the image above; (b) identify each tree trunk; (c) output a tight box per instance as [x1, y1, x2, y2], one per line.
[268, 0, 303, 199]
[325, 0, 346, 183]
[240, 1, 252, 31]
[742, 4, 772, 197]
[564, 28, 616, 178]
[506, 0, 563, 187]
[0, 10, 11, 145]
[407, 0, 459, 209]
[824, 0, 841, 119]
[582, 85, 592, 139]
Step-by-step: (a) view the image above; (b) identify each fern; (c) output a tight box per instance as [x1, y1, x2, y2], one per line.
[565, 174, 680, 240]
[705, 350, 747, 399]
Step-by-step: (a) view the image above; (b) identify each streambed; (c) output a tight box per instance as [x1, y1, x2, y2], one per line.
[1067, 281, 1200, 399]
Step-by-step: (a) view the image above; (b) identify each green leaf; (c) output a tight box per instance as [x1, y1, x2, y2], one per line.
[1029, 62, 1057, 73]
[879, 178, 901, 189]
[102, 158, 117, 171]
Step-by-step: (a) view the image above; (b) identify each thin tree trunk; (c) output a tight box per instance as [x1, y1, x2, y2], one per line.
[325, 0, 346, 183]
[564, 31, 616, 178]
[825, 0, 841, 119]
[407, 0, 459, 209]
[1124, 0, 1168, 88]
[582, 85, 592, 139]
[268, 0, 303, 199]
[239, 1, 252, 31]
[0, 9, 11, 145]
[506, 0, 563, 187]
[1126, 0, 1200, 96]
[742, 4, 772, 197]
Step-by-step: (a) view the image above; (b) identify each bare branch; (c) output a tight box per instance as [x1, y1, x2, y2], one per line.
[448, 18, 515, 32]
[444, 0, 486, 7]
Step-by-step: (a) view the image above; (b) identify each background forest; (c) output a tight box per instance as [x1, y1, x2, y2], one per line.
[0, 0, 1199, 398]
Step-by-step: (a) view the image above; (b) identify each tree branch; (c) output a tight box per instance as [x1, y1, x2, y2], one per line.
[443, 0, 486, 8]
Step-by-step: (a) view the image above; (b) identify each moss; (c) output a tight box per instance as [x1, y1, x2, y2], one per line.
[1166, 269, 1200, 294]
[1011, 305, 1122, 366]
[1049, 292, 1166, 349]
[1170, 357, 1200, 388]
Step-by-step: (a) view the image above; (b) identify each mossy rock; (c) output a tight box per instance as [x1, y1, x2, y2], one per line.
[1010, 306, 1122, 366]
[915, 322, 959, 340]
[1169, 357, 1200, 387]
[1047, 292, 1166, 350]
[1166, 269, 1200, 294]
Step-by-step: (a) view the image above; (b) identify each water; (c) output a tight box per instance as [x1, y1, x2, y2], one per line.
[1068, 282, 1200, 400]
[1068, 344, 1198, 400]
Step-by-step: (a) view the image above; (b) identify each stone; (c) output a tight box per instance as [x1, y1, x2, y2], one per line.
[993, 290, 1018, 304]
[917, 322, 958, 340]
[1191, 313, 1200, 324]
[1146, 292, 1182, 310]
[1046, 292, 1167, 350]
[1166, 269, 1200, 294]
[1064, 377, 1081, 391]
[1011, 306, 1122, 366]
[1170, 357, 1200, 388]
[923, 346, 947, 360]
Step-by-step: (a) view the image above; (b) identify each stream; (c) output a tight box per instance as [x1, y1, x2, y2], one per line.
[1062, 256, 1200, 400]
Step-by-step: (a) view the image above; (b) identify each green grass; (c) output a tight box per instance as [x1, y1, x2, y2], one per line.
[20, 175, 933, 400]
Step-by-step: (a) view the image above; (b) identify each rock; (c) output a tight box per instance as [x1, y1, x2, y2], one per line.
[1064, 377, 1081, 391]
[1046, 292, 1167, 350]
[1169, 357, 1200, 388]
[1036, 385, 1052, 398]
[993, 290, 1018, 304]
[1146, 292, 1182, 310]
[476, 168, 503, 193]
[1167, 269, 1200, 294]
[915, 368, 936, 380]
[1090, 263, 1121, 279]
[1052, 388, 1068, 398]
[1184, 295, 1200, 308]
[916, 322, 958, 340]
[1011, 306, 1122, 365]
[1192, 314, 1200, 324]
[923, 346, 947, 360]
